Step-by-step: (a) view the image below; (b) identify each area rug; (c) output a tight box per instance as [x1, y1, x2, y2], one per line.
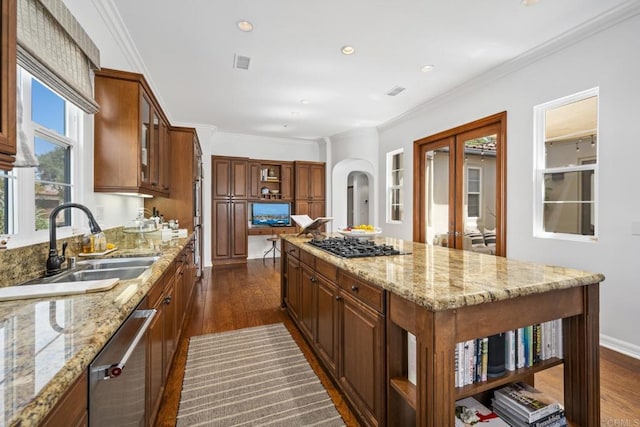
[176, 323, 345, 426]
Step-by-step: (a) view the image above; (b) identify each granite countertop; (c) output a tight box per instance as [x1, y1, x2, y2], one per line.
[281, 234, 605, 311]
[0, 236, 191, 426]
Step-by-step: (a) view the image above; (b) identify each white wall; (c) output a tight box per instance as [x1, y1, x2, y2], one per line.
[378, 13, 640, 356]
[200, 130, 323, 263]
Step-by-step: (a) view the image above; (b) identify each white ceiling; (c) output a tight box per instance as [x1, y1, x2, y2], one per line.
[110, 0, 628, 141]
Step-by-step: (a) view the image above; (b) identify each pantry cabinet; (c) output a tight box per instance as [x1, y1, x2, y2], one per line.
[94, 68, 170, 197]
[0, 0, 16, 171]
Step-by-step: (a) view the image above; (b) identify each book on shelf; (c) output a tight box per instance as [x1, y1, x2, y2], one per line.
[493, 382, 563, 423]
[492, 399, 566, 427]
[455, 397, 509, 427]
[454, 320, 563, 387]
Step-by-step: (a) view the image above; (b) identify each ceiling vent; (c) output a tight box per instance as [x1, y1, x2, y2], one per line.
[386, 86, 406, 96]
[233, 54, 251, 70]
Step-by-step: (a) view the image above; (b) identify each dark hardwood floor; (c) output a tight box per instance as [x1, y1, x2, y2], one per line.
[155, 260, 640, 426]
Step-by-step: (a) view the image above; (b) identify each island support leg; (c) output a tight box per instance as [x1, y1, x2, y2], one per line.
[563, 283, 600, 426]
[420, 310, 456, 427]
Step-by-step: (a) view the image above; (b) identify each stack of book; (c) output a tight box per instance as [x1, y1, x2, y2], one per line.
[492, 382, 567, 427]
[454, 319, 563, 387]
[454, 397, 509, 426]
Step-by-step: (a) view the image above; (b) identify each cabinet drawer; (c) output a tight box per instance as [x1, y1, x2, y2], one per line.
[300, 249, 315, 268]
[147, 274, 166, 307]
[339, 272, 384, 313]
[284, 241, 299, 259]
[316, 258, 337, 282]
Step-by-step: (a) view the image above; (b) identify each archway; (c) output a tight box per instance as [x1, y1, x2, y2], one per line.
[331, 159, 376, 232]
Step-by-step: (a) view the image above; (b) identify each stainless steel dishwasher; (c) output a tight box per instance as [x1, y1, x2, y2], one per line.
[89, 303, 156, 426]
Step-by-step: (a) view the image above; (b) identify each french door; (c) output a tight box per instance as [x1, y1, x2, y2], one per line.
[413, 112, 507, 256]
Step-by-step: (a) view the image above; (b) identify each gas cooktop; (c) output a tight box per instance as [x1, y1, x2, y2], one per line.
[307, 237, 407, 259]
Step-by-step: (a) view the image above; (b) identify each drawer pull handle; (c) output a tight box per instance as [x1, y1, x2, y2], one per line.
[335, 295, 341, 301]
[310, 276, 317, 283]
[351, 285, 358, 292]
[288, 249, 296, 253]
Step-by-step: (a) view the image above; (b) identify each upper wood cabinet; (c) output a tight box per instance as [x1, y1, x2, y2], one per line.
[248, 160, 294, 201]
[0, 0, 16, 171]
[94, 68, 170, 197]
[295, 161, 325, 201]
[212, 156, 248, 200]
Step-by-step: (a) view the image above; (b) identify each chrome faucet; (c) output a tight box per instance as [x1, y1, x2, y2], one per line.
[46, 203, 102, 276]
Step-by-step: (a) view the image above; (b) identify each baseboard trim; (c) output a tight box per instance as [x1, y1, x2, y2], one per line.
[600, 334, 640, 361]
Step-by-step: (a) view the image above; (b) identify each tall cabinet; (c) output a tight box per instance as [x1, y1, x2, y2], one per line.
[295, 161, 326, 220]
[212, 156, 248, 266]
[0, 0, 16, 171]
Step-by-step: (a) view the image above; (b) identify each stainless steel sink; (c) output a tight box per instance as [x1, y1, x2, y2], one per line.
[47, 267, 150, 283]
[78, 257, 159, 270]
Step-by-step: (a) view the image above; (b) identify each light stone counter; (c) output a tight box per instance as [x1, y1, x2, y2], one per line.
[281, 234, 605, 311]
[0, 236, 191, 426]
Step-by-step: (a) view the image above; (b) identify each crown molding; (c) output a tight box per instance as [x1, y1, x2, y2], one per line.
[91, 0, 173, 121]
[378, 0, 640, 133]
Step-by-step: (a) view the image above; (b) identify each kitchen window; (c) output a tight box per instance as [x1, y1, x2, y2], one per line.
[387, 149, 404, 223]
[5, 68, 82, 243]
[533, 88, 598, 241]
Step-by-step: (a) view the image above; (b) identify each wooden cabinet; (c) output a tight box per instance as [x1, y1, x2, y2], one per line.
[0, 0, 16, 171]
[284, 253, 301, 321]
[248, 160, 294, 201]
[282, 248, 386, 426]
[94, 68, 170, 197]
[146, 275, 165, 426]
[212, 156, 248, 266]
[146, 127, 202, 233]
[294, 161, 325, 201]
[294, 161, 326, 219]
[40, 371, 88, 427]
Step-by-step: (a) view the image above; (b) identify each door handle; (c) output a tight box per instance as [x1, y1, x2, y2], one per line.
[93, 309, 156, 380]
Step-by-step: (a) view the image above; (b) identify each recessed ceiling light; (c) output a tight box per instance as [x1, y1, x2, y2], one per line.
[237, 20, 253, 32]
[300, 99, 310, 105]
[341, 45, 355, 55]
[420, 64, 435, 73]
[520, 0, 539, 6]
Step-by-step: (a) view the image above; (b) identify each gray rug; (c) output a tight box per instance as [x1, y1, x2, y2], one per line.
[177, 323, 345, 427]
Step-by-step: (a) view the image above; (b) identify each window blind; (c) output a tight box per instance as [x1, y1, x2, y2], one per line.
[17, 0, 100, 114]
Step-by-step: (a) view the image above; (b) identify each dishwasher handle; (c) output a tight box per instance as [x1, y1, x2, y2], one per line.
[95, 309, 156, 380]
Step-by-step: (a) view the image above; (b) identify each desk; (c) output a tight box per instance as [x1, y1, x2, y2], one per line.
[248, 226, 296, 236]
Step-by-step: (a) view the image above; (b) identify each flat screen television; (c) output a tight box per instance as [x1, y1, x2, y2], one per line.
[251, 202, 291, 226]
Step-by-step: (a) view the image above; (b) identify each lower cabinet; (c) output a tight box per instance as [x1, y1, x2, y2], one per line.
[339, 292, 385, 427]
[41, 371, 88, 427]
[283, 248, 386, 426]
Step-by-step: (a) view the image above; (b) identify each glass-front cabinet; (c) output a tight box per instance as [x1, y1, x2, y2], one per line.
[94, 68, 170, 197]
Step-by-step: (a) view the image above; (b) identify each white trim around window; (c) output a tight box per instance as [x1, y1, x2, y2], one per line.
[386, 148, 404, 224]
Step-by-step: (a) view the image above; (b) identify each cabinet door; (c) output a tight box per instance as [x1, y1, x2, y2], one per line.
[231, 201, 248, 259]
[281, 162, 294, 200]
[316, 276, 339, 375]
[147, 299, 164, 425]
[340, 293, 385, 426]
[295, 163, 310, 199]
[163, 277, 177, 378]
[212, 157, 231, 198]
[294, 201, 309, 216]
[285, 256, 301, 320]
[299, 266, 316, 341]
[310, 163, 325, 200]
[212, 200, 231, 260]
[231, 159, 248, 199]
[309, 201, 325, 220]
[149, 109, 161, 188]
[248, 161, 262, 199]
[140, 92, 152, 186]
[159, 120, 171, 192]
[0, 0, 16, 171]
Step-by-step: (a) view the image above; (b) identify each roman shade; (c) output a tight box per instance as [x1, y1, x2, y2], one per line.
[17, 0, 100, 114]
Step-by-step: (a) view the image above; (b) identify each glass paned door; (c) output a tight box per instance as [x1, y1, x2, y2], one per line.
[414, 112, 506, 256]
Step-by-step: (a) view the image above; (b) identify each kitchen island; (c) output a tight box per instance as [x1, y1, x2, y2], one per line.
[0, 235, 194, 426]
[280, 234, 604, 427]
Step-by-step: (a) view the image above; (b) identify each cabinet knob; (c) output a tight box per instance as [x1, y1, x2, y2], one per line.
[351, 285, 358, 292]
[335, 295, 341, 301]
[164, 296, 172, 305]
[311, 276, 317, 283]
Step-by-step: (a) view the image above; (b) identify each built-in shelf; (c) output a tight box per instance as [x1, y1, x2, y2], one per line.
[390, 377, 417, 410]
[454, 357, 564, 400]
